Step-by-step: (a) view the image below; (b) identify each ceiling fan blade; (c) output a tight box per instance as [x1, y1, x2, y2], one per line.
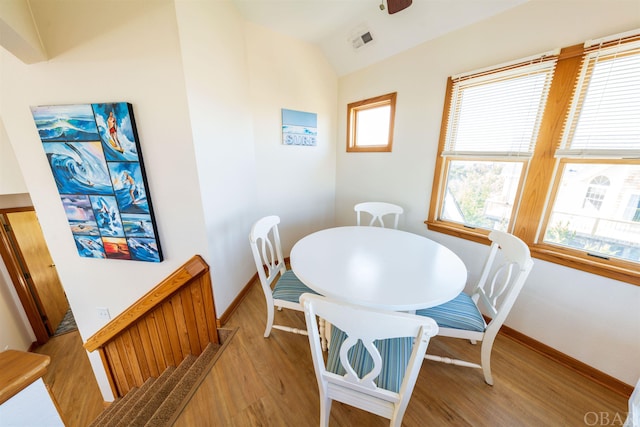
[387, 0, 412, 14]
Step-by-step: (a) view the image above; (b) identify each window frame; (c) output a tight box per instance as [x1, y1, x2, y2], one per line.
[439, 156, 530, 232]
[426, 39, 640, 286]
[346, 92, 397, 153]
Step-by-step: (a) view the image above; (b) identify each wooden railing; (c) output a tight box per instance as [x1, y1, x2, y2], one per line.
[84, 255, 219, 398]
[0, 350, 66, 425]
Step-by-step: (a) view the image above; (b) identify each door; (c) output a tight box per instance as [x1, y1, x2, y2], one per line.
[0, 209, 69, 340]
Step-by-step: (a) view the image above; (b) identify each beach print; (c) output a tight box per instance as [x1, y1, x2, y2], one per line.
[282, 108, 317, 146]
[31, 102, 163, 262]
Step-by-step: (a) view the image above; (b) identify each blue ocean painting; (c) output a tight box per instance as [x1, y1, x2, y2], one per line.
[108, 162, 149, 214]
[90, 196, 124, 237]
[31, 102, 162, 262]
[43, 142, 112, 195]
[121, 213, 155, 238]
[282, 108, 317, 146]
[31, 104, 100, 142]
[92, 103, 140, 162]
[61, 195, 100, 236]
[127, 237, 160, 262]
[73, 235, 106, 259]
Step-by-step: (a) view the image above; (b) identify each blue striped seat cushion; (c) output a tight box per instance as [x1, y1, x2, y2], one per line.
[272, 270, 319, 303]
[326, 326, 413, 393]
[416, 292, 485, 332]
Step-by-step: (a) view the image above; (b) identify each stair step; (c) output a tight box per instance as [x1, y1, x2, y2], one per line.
[113, 365, 177, 427]
[90, 330, 236, 427]
[126, 354, 197, 426]
[145, 342, 222, 426]
[90, 382, 146, 427]
[101, 376, 156, 426]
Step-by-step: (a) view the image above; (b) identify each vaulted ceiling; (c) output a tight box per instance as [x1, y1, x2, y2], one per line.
[0, 0, 527, 76]
[231, 0, 528, 75]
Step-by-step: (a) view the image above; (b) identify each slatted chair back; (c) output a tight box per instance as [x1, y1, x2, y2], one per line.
[301, 293, 438, 427]
[417, 230, 533, 385]
[250, 215, 286, 292]
[354, 202, 404, 229]
[250, 216, 318, 338]
[474, 230, 534, 325]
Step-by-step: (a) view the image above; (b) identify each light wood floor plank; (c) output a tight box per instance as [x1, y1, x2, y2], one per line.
[33, 330, 104, 427]
[175, 280, 628, 426]
[34, 277, 628, 426]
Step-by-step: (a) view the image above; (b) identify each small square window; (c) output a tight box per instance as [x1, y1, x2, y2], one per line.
[347, 92, 396, 152]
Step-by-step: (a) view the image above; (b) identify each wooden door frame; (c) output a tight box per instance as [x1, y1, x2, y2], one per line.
[0, 207, 50, 344]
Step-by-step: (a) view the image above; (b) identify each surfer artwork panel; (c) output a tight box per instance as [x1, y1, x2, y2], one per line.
[30, 102, 163, 262]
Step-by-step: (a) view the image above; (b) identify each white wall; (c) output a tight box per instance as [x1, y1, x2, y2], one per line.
[0, 0, 210, 399]
[174, 1, 260, 314]
[243, 22, 337, 252]
[0, 119, 28, 195]
[1, 0, 338, 401]
[0, 378, 64, 426]
[336, 1, 640, 385]
[173, 2, 337, 312]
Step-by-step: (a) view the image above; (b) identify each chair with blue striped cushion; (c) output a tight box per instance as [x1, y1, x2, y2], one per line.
[417, 230, 534, 385]
[326, 327, 413, 393]
[301, 293, 438, 427]
[419, 292, 486, 332]
[249, 215, 319, 338]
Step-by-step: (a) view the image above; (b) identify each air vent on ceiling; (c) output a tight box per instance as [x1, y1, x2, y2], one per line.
[350, 28, 374, 50]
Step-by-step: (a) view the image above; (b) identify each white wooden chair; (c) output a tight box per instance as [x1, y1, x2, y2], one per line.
[416, 230, 534, 385]
[300, 293, 438, 427]
[249, 215, 319, 338]
[354, 202, 403, 229]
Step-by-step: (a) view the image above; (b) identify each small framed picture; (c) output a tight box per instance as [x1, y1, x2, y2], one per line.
[282, 108, 317, 146]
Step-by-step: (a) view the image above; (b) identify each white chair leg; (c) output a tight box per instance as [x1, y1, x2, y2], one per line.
[319, 398, 331, 427]
[480, 340, 494, 385]
[390, 404, 408, 427]
[264, 305, 275, 338]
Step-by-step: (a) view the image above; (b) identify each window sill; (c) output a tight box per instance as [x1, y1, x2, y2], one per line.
[529, 246, 640, 286]
[424, 220, 491, 246]
[425, 220, 639, 286]
[346, 146, 392, 153]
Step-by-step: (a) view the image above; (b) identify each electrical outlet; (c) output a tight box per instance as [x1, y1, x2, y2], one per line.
[97, 307, 111, 320]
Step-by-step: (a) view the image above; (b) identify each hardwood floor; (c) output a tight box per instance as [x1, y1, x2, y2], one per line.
[35, 279, 628, 426]
[174, 281, 629, 426]
[33, 330, 104, 427]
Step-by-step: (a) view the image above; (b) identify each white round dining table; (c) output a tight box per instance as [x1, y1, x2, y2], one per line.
[290, 226, 467, 311]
